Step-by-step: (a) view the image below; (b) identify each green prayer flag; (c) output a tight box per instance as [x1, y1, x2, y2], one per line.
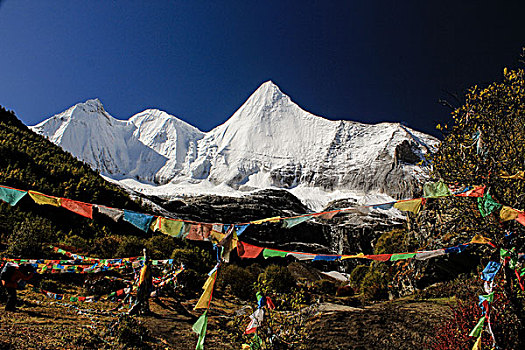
[480, 292, 494, 304]
[477, 192, 502, 217]
[390, 253, 416, 261]
[282, 216, 313, 228]
[423, 181, 451, 198]
[469, 316, 485, 337]
[0, 186, 27, 206]
[192, 310, 208, 350]
[262, 249, 288, 259]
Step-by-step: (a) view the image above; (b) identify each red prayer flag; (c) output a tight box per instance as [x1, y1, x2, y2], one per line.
[237, 241, 264, 259]
[61, 198, 93, 219]
[365, 254, 393, 261]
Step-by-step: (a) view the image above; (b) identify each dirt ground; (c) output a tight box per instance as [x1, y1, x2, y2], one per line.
[0, 289, 452, 350]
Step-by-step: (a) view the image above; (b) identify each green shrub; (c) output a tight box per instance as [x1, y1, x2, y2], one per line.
[312, 279, 337, 295]
[146, 234, 177, 259]
[217, 264, 257, 300]
[349, 264, 369, 289]
[374, 228, 414, 255]
[110, 314, 150, 349]
[360, 262, 392, 301]
[258, 265, 296, 294]
[7, 216, 55, 258]
[170, 246, 214, 274]
[115, 235, 145, 258]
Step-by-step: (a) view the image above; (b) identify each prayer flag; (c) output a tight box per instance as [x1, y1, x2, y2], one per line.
[313, 255, 341, 261]
[282, 216, 313, 228]
[0, 186, 27, 206]
[365, 254, 393, 261]
[237, 241, 264, 259]
[61, 198, 93, 219]
[472, 336, 482, 350]
[415, 250, 445, 260]
[444, 244, 468, 254]
[154, 217, 184, 237]
[456, 186, 485, 198]
[390, 253, 416, 261]
[517, 211, 525, 226]
[423, 181, 451, 198]
[95, 205, 124, 222]
[192, 311, 208, 350]
[251, 216, 281, 225]
[477, 192, 502, 217]
[394, 198, 423, 214]
[244, 308, 264, 335]
[482, 261, 501, 282]
[262, 249, 288, 259]
[340, 253, 366, 260]
[373, 203, 395, 210]
[28, 191, 61, 207]
[500, 170, 525, 180]
[288, 252, 317, 260]
[469, 316, 485, 337]
[500, 206, 519, 221]
[470, 234, 494, 246]
[317, 211, 339, 219]
[123, 210, 155, 232]
[194, 270, 217, 310]
[234, 224, 250, 236]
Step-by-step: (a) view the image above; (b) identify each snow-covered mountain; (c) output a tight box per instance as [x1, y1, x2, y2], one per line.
[30, 81, 439, 209]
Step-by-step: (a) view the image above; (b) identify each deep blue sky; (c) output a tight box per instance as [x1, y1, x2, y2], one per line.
[0, 1, 523, 137]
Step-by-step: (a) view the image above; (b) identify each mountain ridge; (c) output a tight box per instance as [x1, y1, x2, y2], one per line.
[30, 81, 439, 208]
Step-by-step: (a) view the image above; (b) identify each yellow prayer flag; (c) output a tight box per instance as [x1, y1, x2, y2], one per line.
[393, 198, 423, 214]
[251, 216, 281, 224]
[500, 170, 525, 180]
[194, 271, 217, 310]
[471, 336, 482, 350]
[341, 253, 365, 260]
[500, 206, 519, 221]
[470, 234, 493, 245]
[28, 191, 62, 207]
[156, 218, 184, 237]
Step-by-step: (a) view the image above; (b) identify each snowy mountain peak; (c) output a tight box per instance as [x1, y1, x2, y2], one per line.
[31, 82, 440, 208]
[72, 98, 106, 115]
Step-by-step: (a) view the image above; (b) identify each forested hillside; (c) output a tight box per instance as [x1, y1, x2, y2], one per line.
[0, 106, 148, 258]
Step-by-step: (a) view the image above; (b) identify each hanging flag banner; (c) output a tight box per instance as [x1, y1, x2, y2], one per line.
[500, 170, 525, 180]
[469, 316, 486, 337]
[481, 261, 501, 282]
[192, 310, 208, 350]
[282, 216, 313, 228]
[61, 198, 93, 219]
[393, 198, 423, 214]
[477, 192, 502, 218]
[423, 181, 452, 198]
[455, 185, 485, 198]
[28, 191, 62, 207]
[194, 269, 218, 310]
[123, 210, 155, 232]
[0, 185, 27, 206]
[262, 249, 288, 259]
[94, 205, 124, 222]
[500, 206, 519, 222]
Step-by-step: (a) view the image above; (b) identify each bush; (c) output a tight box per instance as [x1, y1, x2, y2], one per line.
[312, 279, 338, 295]
[146, 234, 177, 259]
[115, 235, 145, 258]
[217, 264, 257, 300]
[258, 265, 296, 294]
[170, 245, 214, 274]
[7, 216, 55, 258]
[360, 262, 393, 301]
[349, 264, 369, 289]
[110, 314, 150, 349]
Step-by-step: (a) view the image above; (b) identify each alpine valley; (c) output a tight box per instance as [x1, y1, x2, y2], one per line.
[29, 81, 440, 259]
